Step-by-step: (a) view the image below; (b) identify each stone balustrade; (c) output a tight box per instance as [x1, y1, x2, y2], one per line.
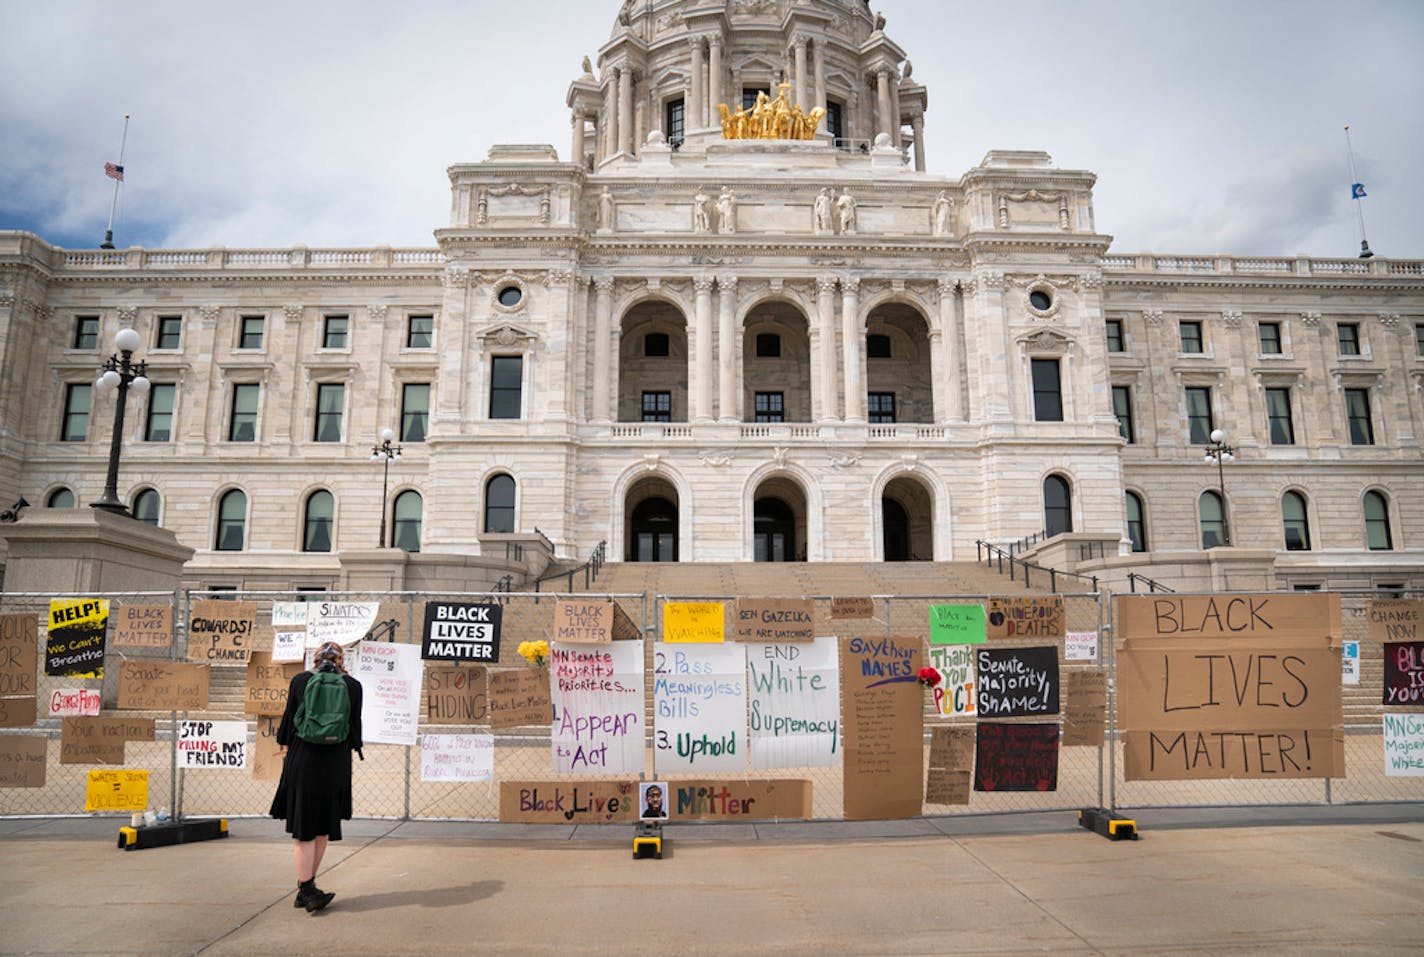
[23, 244, 446, 272]
[1102, 253, 1424, 278]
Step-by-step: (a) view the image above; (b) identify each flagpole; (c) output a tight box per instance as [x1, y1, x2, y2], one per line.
[1344, 124, 1372, 259]
[100, 114, 129, 250]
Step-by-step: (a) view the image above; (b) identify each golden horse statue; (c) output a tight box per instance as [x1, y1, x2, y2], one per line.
[716, 83, 824, 141]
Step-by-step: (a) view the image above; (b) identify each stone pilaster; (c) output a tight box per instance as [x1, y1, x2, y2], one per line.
[717, 275, 738, 422]
[841, 275, 864, 422]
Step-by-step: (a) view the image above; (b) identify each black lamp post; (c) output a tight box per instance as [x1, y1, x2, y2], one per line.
[1202, 427, 1235, 546]
[370, 427, 401, 546]
[91, 328, 150, 515]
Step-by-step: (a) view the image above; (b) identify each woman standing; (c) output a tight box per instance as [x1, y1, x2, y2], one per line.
[270, 641, 363, 912]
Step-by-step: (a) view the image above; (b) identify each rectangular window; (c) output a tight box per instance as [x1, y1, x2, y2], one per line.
[1258, 321, 1282, 355]
[867, 392, 896, 424]
[754, 392, 784, 423]
[322, 314, 348, 349]
[742, 88, 769, 111]
[1179, 320, 1203, 354]
[73, 316, 99, 350]
[825, 100, 844, 142]
[1112, 385, 1135, 443]
[239, 316, 265, 349]
[155, 315, 182, 350]
[641, 391, 671, 422]
[1185, 386, 1214, 444]
[489, 356, 523, 419]
[1337, 322, 1360, 356]
[1265, 387, 1294, 444]
[1105, 319, 1124, 353]
[406, 314, 433, 349]
[1415, 322, 1424, 357]
[144, 384, 175, 442]
[61, 384, 91, 441]
[401, 383, 430, 442]
[1030, 358, 1063, 422]
[314, 383, 344, 441]
[665, 99, 685, 147]
[228, 384, 259, 441]
[1344, 388, 1374, 445]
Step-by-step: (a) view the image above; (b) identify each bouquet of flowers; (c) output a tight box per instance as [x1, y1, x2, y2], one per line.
[517, 639, 551, 667]
[916, 666, 942, 688]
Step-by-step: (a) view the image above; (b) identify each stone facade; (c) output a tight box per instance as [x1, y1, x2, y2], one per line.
[1, 0, 1420, 591]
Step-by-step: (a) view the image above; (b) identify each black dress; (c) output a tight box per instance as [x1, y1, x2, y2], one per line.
[269, 669, 364, 842]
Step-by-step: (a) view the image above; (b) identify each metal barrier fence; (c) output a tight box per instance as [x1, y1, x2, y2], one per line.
[1, 587, 1420, 823]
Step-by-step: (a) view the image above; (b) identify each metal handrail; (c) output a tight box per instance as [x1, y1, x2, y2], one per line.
[1127, 572, 1175, 594]
[532, 540, 608, 601]
[974, 539, 1099, 594]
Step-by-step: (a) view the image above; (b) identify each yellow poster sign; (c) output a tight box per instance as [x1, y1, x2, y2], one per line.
[84, 769, 149, 812]
[661, 602, 725, 643]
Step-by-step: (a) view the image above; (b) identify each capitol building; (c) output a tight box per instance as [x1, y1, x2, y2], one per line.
[1, 0, 1420, 595]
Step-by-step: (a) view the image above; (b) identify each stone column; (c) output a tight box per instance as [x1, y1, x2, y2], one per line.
[889, 70, 902, 146]
[875, 70, 892, 139]
[618, 66, 634, 155]
[816, 276, 839, 420]
[717, 275, 738, 421]
[689, 37, 705, 130]
[937, 278, 965, 422]
[813, 40, 826, 113]
[693, 276, 714, 422]
[570, 111, 585, 168]
[708, 36, 723, 119]
[910, 114, 925, 171]
[793, 37, 809, 110]
[603, 79, 617, 162]
[841, 276, 864, 422]
[593, 277, 615, 421]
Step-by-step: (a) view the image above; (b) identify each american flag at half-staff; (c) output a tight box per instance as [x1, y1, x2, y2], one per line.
[104, 162, 124, 182]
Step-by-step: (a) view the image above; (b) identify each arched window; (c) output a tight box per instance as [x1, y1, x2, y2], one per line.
[216, 490, 247, 551]
[1199, 490, 1227, 549]
[392, 490, 422, 552]
[1281, 491, 1311, 551]
[1364, 490, 1393, 550]
[1043, 474, 1072, 537]
[132, 488, 160, 526]
[484, 474, 516, 533]
[47, 488, 75, 509]
[303, 490, 334, 552]
[1125, 491, 1147, 553]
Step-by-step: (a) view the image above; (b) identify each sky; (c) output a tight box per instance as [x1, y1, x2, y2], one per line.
[1, 0, 1421, 259]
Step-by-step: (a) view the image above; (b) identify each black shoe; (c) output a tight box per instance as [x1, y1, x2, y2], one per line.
[296, 880, 335, 913]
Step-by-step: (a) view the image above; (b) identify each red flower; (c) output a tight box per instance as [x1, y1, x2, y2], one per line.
[917, 666, 942, 688]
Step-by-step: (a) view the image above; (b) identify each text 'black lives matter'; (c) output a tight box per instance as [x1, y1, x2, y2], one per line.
[421, 602, 503, 662]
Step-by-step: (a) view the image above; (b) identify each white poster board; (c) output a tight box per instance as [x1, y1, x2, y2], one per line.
[354, 642, 422, 746]
[271, 602, 309, 628]
[747, 636, 841, 769]
[420, 733, 496, 782]
[1065, 631, 1099, 662]
[177, 719, 247, 769]
[653, 642, 747, 774]
[48, 688, 101, 717]
[271, 631, 305, 663]
[1341, 641, 1360, 685]
[307, 601, 379, 648]
[550, 641, 644, 774]
[927, 643, 976, 717]
[1384, 713, 1424, 776]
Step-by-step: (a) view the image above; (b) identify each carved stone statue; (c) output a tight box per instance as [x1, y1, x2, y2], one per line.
[717, 187, 737, 233]
[874, 12, 886, 31]
[932, 190, 954, 237]
[902, 59, 913, 82]
[693, 189, 713, 233]
[599, 188, 615, 231]
[581, 56, 594, 78]
[836, 189, 858, 235]
[813, 188, 834, 235]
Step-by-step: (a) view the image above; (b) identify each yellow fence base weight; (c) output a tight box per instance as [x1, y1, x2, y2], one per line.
[117, 818, 229, 851]
[1078, 807, 1138, 841]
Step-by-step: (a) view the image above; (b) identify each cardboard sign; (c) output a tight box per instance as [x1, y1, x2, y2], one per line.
[245, 652, 299, 716]
[1383, 641, 1424, 708]
[46, 598, 109, 677]
[61, 716, 154, 765]
[426, 665, 488, 724]
[0, 616, 38, 727]
[662, 602, 725, 643]
[112, 604, 173, 649]
[926, 644, 976, 717]
[733, 598, 815, 642]
[553, 601, 613, 644]
[252, 716, 283, 781]
[830, 597, 874, 620]
[1368, 599, 1423, 644]
[1383, 713, 1424, 776]
[500, 780, 639, 824]
[985, 596, 1064, 641]
[975, 722, 1059, 791]
[928, 604, 986, 645]
[487, 668, 553, 729]
[928, 725, 976, 770]
[306, 600, 379, 648]
[0, 735, 48, 788]
[975, 645, 1059, 718]
[421, 733, 496, 782]
[925, 767, 972, 805]
[841, 636, 924, 821]
[1065, 631, 1099, 661]
[117, 660, 210, 711]
[1062, 669, 1108, 747]
[186, 599, 256, 663]
[665, 779, 812, 821]
[550, 642, 644, 774]
[747, 637, 840, 770]
[1123, 727, 1344, 780]
[84, 769, 148, 812]
[356, 642, 423, 747]
[48, 688, 101, 717]
[653, 643, 748, 775]
[0, 696, 37, 727]
[178, 719, 247, 769]
[1115, 593, 1342, 642]
[421, 602, 502, 662]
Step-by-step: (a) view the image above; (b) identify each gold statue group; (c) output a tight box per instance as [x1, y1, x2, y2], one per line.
[718, 82, 825, 141]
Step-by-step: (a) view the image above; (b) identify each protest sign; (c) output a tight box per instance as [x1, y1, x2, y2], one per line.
[733, 598, 815, 642]
[112, 604, 172, 649]
[665, 779, 812, 821]
[550, 641, 644, 774]
[271, 631, 305, 663]
[61, 716, 153, 764]
[841, 635, 923, 820]
[252, 716, 283, 781]
[1383, 713, 1424, 776]
[421, 733, 495, 782]
[0, 613, 37, 726]
[46, 598, 108, 677]
[747, 637, 840, 769]
[662, 602, 726, 643]
[488, 668, 553, 729]
[48, 688, 100, 717]
[0, 735, 47, 787]
[926, 767, 972, 805]
[355, 642, 423, 746]
[928, 604, 986, 645]
[178, 719, 247, 769]
[926, 643, 975, 717]
[245, 653, 299, 716]
[186, 599, 256, 664]
[426, 665, 488, 724]
[653, 642, 747, 774]
[271, 601, 309, 628]
[1115, 593, 1341, 642]
[1341, 641, 1360, 686]
[1062, 668, 1108, 747]
[307, 600, 379, 648]
[1382, 641, 1424, 708]
[985, 596, 1063, 641]
[116, 660, 210, 711]
[1368, 599, 1422, 644]
[500, 780, 638, 824]
[85, 769, 148, 812]
[553, 601, 613, 644]
[421, 602, 502, 662]
[975, 722, 1059, 791]
[830, 597, 874, 620]
[975, 645, 1059, 718]
[1065, 631, 1098, 662]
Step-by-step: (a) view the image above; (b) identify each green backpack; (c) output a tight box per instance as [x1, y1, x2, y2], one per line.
[294, 670, 350, 745]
